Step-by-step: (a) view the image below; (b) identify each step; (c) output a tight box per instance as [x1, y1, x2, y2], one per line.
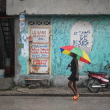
[24, 77, 53, 88]
[24, 78, 48, 84]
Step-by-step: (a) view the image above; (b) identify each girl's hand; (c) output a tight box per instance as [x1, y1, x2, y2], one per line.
[75, 74, 78, 79]
[66, 64, 71, 70]
[68, 64, 71, 67]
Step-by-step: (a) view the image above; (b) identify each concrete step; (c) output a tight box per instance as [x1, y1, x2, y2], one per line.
[24, 74, 51, 79]
[24, 78, 53, 88]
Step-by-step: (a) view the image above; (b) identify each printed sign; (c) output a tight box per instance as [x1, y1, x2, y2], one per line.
[31, 59, 48, 73]
[29, 27, 50, 74]
[30, 43, 49, 58]
[31, 29, 49, 42]
[20, 14, 25, 32]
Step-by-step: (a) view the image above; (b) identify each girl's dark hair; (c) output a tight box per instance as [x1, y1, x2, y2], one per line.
[74, 53, 77, 58]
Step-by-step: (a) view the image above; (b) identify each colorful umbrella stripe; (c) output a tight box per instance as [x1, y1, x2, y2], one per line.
[60, 45, 91, 64]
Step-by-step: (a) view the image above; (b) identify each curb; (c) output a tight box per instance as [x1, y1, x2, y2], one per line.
[0, 93, 110, 97]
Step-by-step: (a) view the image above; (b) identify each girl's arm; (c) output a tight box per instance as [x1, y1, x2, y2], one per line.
[75, 59, 78, 78]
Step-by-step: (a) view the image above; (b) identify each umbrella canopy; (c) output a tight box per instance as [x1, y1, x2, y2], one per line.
[60, 45, 91, 64]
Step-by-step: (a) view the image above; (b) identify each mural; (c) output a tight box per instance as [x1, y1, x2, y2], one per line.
[18, 16, 110, 76]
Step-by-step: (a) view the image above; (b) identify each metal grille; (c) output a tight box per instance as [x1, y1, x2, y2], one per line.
[28, 21, 35, 25]
[28, 20, 51, 25]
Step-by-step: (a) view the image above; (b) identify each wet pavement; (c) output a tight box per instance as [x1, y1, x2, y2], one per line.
[0, 96, 110, 110]
[0, 86, 110, 97]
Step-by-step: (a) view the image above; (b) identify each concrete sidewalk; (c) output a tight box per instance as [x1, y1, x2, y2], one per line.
[0, 86, 110, 97]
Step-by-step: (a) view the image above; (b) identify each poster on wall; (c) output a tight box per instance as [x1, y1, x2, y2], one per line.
[30, 43, 49, 58]
[31, 59, 49, 73]
[21, 34, 29, 57]
[19, 14, 25, 32]
[29, 27, 51, 74]
[31, 29, 49, 42]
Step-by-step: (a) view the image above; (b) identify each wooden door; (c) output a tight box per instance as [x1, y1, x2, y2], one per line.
[28, 26, 51, 74]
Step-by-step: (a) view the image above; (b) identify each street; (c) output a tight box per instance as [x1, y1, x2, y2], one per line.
[0, 96, 109, 110]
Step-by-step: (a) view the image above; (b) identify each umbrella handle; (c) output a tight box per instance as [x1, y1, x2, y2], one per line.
[66, 66, 68, 70]
[66, 63, 71, 70]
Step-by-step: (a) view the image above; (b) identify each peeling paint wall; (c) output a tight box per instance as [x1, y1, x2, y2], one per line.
[15, 15, 110, 86]
[51, 15, 110, 76]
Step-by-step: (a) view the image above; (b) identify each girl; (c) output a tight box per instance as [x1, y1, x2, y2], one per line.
[68, 52, 79, 100]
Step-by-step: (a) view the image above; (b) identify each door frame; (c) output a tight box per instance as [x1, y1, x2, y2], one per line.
[28, 25, 52, 75]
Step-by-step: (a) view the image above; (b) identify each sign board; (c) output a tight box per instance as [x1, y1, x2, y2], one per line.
[29, 27, 51, 74]
[20, 14, 25, 32]
[30, 43, 49, 58]
[31, 29, 49, 42]
[31, 59, 48, 73]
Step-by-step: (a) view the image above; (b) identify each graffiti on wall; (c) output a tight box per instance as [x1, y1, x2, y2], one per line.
[71, 21, 93, 47]
[71, 21, 93, 71]
[72, 30, 90, 47]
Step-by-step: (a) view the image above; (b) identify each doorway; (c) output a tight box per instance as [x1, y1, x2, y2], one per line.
[28, 26, 52, 74]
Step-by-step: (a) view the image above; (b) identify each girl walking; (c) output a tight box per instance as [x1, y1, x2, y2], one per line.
[68, 52, 79, 100]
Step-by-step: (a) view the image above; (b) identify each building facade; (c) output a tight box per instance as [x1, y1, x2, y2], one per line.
[4, 0, 110, 86]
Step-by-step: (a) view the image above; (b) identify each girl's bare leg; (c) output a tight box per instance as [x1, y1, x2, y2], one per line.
[68, 80, 77, 96]
[73, 81, 78, 94]
[73, 81, 79, 99]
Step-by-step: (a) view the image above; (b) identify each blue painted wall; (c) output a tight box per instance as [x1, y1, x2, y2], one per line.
[18, 16, 29, 75]
[19, 15, 110, 76]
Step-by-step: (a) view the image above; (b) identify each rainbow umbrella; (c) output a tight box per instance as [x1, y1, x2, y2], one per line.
[60, 45, 91, 64]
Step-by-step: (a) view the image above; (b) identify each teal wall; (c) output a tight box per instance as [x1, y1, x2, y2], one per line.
[19, 15, 110, 76]
[18, 16, 29, 75]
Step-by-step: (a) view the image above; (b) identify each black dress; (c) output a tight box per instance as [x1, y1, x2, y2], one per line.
[68, 58, 79, 81]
